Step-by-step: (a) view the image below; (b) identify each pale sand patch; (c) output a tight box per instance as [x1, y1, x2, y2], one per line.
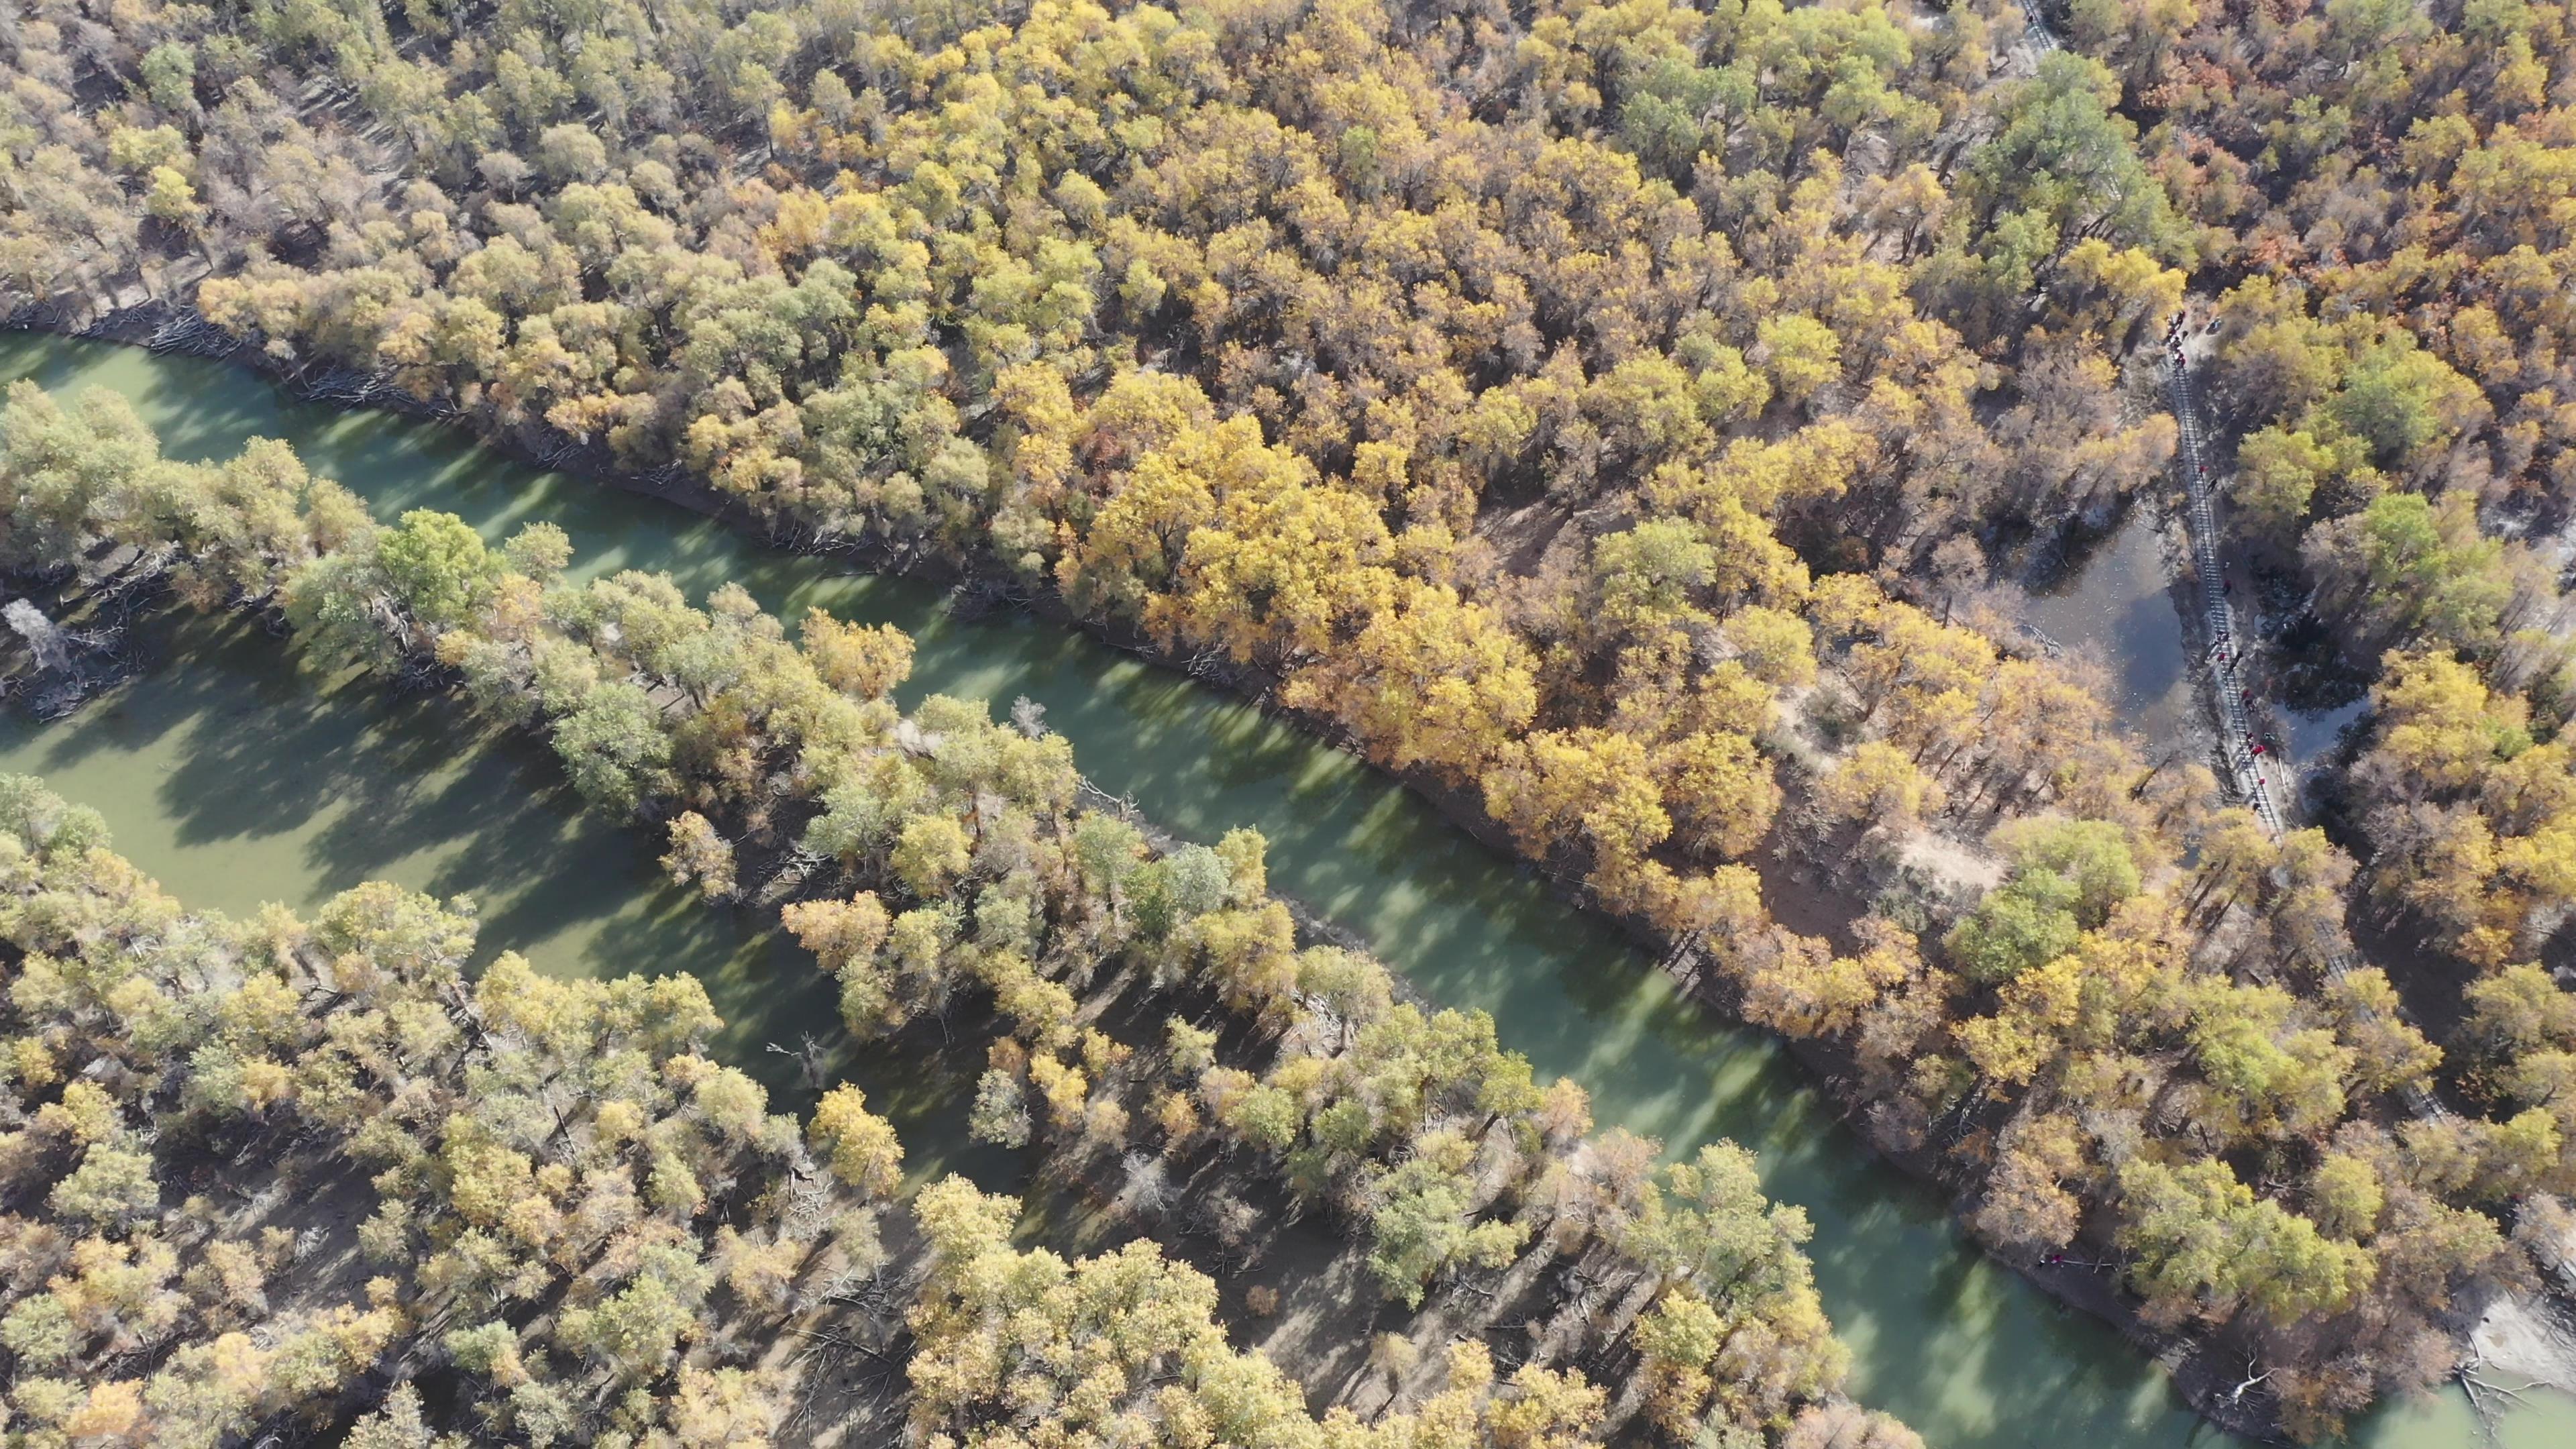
[2468, 1293, 2576, 1397]
[1894, 826, 2005, 895]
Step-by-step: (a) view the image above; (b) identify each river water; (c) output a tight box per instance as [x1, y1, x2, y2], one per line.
[0, 334, 2561, 1448]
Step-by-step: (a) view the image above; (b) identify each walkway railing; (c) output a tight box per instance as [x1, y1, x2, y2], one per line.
[2163, 360, 2285, 835]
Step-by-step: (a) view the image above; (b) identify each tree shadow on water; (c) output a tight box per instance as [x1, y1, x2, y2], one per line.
[152, 661, 451, 860]
[568, 873, 765, 988]
[0, 344, 275, 465]
[148, 659, 412, 858]
[101, 619, 616, 932]
[10, 667, 195, 777]
[398, 774, 620, 934]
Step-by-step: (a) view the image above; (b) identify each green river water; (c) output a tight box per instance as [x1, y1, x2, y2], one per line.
[0, 333, 2563, 1449]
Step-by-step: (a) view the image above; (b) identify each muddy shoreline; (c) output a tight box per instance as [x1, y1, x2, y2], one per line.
[9, 302, 2298, 1441]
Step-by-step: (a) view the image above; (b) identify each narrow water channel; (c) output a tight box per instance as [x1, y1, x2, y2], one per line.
[0, 333, 2561, 1449]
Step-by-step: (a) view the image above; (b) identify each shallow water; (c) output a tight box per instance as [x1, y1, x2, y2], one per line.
[2019, 508, 2198, 747]
[2285, 697, 2370, 769]
[1, 333, 2563, 1448]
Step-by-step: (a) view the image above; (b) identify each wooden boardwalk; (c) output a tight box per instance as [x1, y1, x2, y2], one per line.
[2163, 355, 2287, 835]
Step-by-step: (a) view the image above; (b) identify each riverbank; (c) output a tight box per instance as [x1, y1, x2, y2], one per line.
[0, 315, 2534, 1444]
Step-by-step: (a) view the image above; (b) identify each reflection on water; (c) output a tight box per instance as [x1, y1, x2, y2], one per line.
[2286, 697, 2369, 767]
[2267, 605, 2375, 780]
[2, 333, 2564, 1448]
[2017, 508, 2196, 745]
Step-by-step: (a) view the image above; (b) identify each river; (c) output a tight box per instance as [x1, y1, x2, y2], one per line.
[0, 333, 2561, 1448]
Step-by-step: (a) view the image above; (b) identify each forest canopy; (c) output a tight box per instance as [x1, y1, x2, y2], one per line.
[3, 0, 2576, 1440]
